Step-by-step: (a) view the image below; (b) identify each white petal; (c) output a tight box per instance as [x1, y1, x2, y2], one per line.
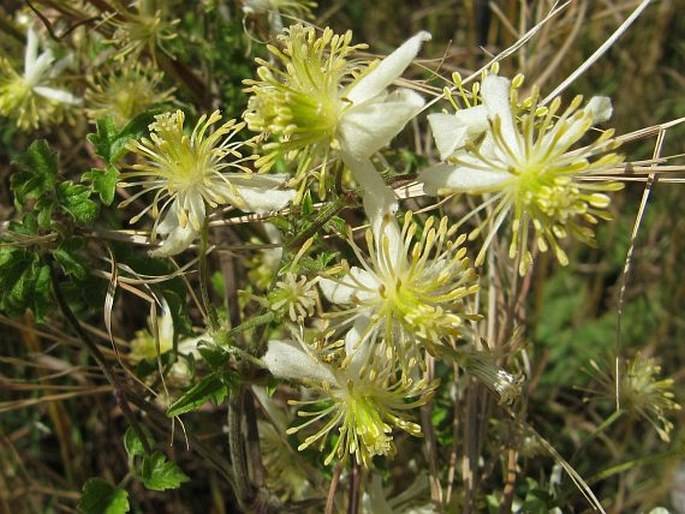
[150, 224, 197, 257]
[480, 75, 520, 156]
[346, 31, 431, 105]
[585, 96, 613, 124]
[24, 26, 39, 73]
[229, 174, 295, 213]
[183, 191, 206, 231]
[262, 339, 337, 385]
[157, 299, 175, 349]
[428, 106, 490, 161]
[419, 162, 510, 195]
[340, 88, 425, 159]
[428, 113, 468, 161]
[151, 210, 198, 256]
[33, 86, 82, 105]
[319, 267, 378, 304]
[24, 51, 54, 86]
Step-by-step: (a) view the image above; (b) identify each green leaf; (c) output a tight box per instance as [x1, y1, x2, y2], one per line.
[58, 182, 99, 224]
[123, 427, 146, 464]
[0, 249, 51, 319]
[78, 478, 129, 514]
[11, 140, 58, 208]
[87, 110, 162, 165]
[82, 166, 119, 206]
[166, 373, 228, 417]
[53, 238, 87, 279]
[87, 116, 119, 164]
[140, 451, 189, 491]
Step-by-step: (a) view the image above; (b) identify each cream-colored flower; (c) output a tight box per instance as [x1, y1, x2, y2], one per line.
[244, 25, 429, 197]
[320, 211, 479, 367]
[420, 74, 623, 275]
[85, 62, 175, 126]
[0, 26, 81, 130]
[120, 109, 295, 256]
[262, 338, 435, 467]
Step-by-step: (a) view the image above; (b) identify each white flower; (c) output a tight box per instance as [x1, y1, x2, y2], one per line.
[244, 26, 430, 197]
[0, 26, 81, 129]
[262, 338, 433, 467]
[120, 110, 296, 256]
[319, 211, 479, 368]
[419, 75, 623, 274]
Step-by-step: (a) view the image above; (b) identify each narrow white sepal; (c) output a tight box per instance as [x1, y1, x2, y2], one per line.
[33, 86, 82, 105]
[346, 31, 431, 105]
[419, 162, 510, 194]
[480, 76, 520, 157]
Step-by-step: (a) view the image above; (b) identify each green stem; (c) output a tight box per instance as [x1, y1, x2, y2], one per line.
[199, 217, 219, 332]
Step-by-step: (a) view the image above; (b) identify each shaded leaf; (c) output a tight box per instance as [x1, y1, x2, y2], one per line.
[78, 478, 129, 514]
[140, 451, 189, 491]
[166, 373, 228, 417]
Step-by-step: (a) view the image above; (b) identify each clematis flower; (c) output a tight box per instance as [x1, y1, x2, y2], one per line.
[244, 25, 430, 198]
[129, 299, 206, 382]
[262, 338, 435, 467]
[120, 110, 295, 256]
[419, 74, 624, 275]
[0, 26, 81, 130]
[319, 210, 480, 367]
[85, 62, 175, 126]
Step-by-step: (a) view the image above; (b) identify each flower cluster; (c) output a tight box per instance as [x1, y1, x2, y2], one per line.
[420, 73, 624, 274]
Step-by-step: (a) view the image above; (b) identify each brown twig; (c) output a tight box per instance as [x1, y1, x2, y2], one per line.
[49, 261, 152, 455]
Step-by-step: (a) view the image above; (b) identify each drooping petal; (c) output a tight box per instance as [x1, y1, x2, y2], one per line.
[419, 162, 510, 195]
[151, 220, 198, 257]
[346, 31, 431, 106]
[149, 203, 199, 256]
[428, 105, 490, 160]
[339, 88, 425, 159]
[262, 339, 337, 385]
[227, 174, 296, 213]
[341, 152, 397, 235]
[33, 86, 82, 105]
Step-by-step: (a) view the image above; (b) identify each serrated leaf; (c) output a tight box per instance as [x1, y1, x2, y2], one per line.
[123, 427, 146, 464]
[87, 117, 119, 164]
[82, 166, 119, 206]
[53, 239, 87, 279]
[11, 140, 58, 208]
[0, 249, 51, 320]
[58, 181, 99, 224]
[166, 374, 228, 417]
[78, 478, 129, 514]
[197, 343, 230, 370]
[140, 451, 189, 491]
